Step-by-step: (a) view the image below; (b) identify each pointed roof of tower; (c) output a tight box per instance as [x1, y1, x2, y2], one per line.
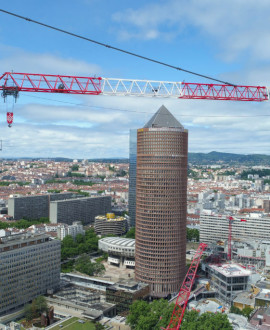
[144, 105, 183, 129]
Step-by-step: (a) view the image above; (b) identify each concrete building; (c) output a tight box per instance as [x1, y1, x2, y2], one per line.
[50, 196, 111, 225]
[8, 192, 79, 220]
[205, 263, 251, 304]
[106, 279, 149, 314]
[98, 237, 135, 268]
[200, 215, 270, 244]
[57, 222, 85, 240]
[94, 213, 127, 236]
[0, 233, 60, 315]
[229, 240, 270, 269]
[128, 129, 137, 228]
[135, 105, 188, 298]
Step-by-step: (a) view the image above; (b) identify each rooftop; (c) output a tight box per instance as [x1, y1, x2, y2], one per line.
[144, 105, 184, 129]
[99, 237, 135, 248]
[208, 263, 252, 277]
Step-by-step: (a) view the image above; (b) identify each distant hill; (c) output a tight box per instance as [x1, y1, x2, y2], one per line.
[1, 157, 129, 163]
[3, 153, 270, 166]
[188, 151, 270, 166]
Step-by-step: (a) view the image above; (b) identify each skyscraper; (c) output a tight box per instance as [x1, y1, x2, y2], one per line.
[135, 105, 188, 298]
[128, 129, 137, 228]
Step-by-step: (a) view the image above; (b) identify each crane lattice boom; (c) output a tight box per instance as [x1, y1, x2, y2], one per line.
[165, 243, 208, 329]
[0, 72, 268, 101]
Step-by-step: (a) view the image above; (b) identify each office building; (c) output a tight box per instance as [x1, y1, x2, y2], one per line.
[135, 105, 188, 298]
[128, 129, 137, 228]
[8, 192, 79, 220]
[50, 196, 111, 225]
[94, 213, 127, 236]
[200, 214, 270, 244]
[0, 233, 60, 315]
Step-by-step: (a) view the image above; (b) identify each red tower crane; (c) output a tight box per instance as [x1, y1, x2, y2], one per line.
[227, 216, 247, 261]
[0, 71, 257, 327]
[164, 243, 208, 330]
[227, 216, 234, 261]
[0, 72, 269, 126]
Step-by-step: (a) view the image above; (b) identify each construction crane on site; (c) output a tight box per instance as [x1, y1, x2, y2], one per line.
[0, 9, 267, 329]
[0, 72, 269, 126]
[227, 216, 247, 261]
[0, 71, 263, 328]
[164, 243, 208, 330]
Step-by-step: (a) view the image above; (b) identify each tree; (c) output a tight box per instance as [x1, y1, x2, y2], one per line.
[186, 228, 199, 242]
[75, 254, 105, 276]
[127, 300, 150, 329]
[93, 262, 106, 276]
[33, 295, 48, 315]
[23, 296, 48, 321]
[76, 233, 85, 244]
[242, 306, 253, 318]
[71, 164, 79, 171]
[230, 305, 242, 315]
[24, 304, 35, 321]
[127, 300, 232, 330]
[126, 227, 135, 239]
[230, 305, 253, 318]
[181, 311, 232, 330]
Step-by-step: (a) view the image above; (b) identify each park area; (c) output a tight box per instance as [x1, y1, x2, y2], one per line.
[50, 317, 96, 330]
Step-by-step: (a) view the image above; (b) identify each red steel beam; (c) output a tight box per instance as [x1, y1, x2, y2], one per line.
[165, 243, 208, 329]
[0, 72, 102, 95]
[180, 82, 268, 101]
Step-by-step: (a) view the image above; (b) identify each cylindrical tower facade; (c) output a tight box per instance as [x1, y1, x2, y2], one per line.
[135, 106, 188, 298]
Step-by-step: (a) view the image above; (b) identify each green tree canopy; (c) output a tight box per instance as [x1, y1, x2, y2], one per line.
[126, 227, 135, 239]
[23, 296, 48, 321]
[74, 254, 105, 276]
[127, 300, 232, 330]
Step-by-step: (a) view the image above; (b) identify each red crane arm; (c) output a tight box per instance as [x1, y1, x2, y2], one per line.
[0, 72, 268, 101]
[0, 72, 102, 95]
[165, 243, 208, 330]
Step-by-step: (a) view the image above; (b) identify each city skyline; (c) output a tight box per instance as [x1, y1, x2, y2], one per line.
[0, 1, 270, 158]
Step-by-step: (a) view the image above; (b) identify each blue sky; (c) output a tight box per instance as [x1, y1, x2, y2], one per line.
[0, 0, 270, 158]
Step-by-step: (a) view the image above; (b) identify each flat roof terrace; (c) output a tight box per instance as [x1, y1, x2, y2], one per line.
[208, 263, 252, 277]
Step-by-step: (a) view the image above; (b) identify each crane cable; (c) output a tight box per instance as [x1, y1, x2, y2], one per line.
[0, 8, 235, 86]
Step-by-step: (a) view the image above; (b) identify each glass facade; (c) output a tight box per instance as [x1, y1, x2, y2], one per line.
[128, 129, 137, 228]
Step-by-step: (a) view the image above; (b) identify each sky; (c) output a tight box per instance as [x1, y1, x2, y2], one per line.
[0, 0, 270, 159]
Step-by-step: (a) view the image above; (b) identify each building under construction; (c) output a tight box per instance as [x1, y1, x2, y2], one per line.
[204, 263, 251, 304]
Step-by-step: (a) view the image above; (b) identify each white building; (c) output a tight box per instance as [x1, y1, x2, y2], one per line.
[98, 237, 135, 268]
[57, 221, 85, 240]
[200, 215, 270, 244]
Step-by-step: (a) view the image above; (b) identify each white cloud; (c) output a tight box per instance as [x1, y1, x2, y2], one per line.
[0, 44, 101, 76]
[0, 42, 269, 158]
[112, 0, 270, 61]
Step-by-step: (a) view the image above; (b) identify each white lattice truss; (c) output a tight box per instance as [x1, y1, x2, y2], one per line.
[101, 78, 183, 98]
